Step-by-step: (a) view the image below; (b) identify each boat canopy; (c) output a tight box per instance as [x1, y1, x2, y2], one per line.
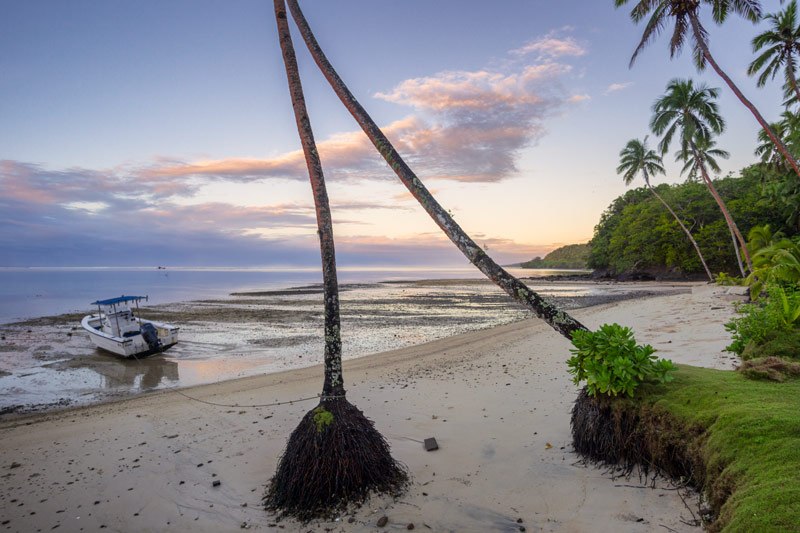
[91, 296, 148, 306]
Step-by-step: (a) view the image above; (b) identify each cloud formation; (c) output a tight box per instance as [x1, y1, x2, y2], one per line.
[605, 82, 633, 94]
[510, 29, 588, 60]
[1, 29, 589, 267]
[143, 29, 587, 186]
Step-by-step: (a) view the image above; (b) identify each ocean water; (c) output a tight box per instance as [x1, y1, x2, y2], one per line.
[0, 266, 584, 324]
[0, 268, 686, 414]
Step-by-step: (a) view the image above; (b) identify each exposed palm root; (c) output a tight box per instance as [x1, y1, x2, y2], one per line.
[264, 397, 408, 521]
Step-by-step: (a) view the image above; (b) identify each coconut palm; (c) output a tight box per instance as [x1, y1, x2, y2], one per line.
[756, 119, 792, 170]
[651, 78, 753, 273]
[618, 136, 713, 280]
[283, 0, 588, 340]
[266, 0, 407, 519]
[755, 111, 800, 171]
[748, 0, 800, 104]
[615, 0, 800, 180]
[676, 135, 746, 276]
[678, 136, 729, 179]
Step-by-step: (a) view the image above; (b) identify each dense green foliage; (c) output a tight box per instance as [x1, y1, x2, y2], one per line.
[567, 323, 675, 397]
[588, 171, 789, 275]
[521, 243, 590, 269]
[608, 365, 800, 532]
[725, 285, 800, 357]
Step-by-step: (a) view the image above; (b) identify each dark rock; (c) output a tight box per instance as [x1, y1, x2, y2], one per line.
[616, 270, 656, 282]
[407, 524, 415, 530]
[424, 438, 439, 451]
[377, 516, 388, 527]
[212, 480, 221, 487]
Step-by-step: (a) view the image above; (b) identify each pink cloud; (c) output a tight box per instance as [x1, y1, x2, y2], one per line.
[604, 82, 633, 95]
[510, 30, 587, 59]
[374, 64, 566, 111]
[133, 30, 585, 187]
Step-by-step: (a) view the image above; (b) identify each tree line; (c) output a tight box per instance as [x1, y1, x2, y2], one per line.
[589, 165, 790, 276]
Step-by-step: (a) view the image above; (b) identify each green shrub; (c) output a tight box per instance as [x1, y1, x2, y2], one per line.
[725, 285, 800, 356]
[714, 272, 743, 286]
[567, 323, 676, 398]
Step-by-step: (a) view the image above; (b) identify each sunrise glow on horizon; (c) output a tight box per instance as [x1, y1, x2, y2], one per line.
[0, 1, 788, 267]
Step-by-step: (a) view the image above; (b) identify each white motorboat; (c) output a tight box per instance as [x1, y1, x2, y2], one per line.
[81, 296, 179, 358]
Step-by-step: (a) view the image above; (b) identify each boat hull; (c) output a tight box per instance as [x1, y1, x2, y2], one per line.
[81, 315, 179, 359]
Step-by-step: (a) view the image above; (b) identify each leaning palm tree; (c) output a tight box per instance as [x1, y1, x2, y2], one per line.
[615, 0, 800, 180]
[651, 78, 753, 273]
[748, 0, 800, 105]
[756, 118, 792, 171]
[755, 110, 800, 171]
[265, 0, 407, 519]
[676, 135, 746, 276]
[678, 135, 729, 179]
[283, 0, 588, 340]
[618, 136, 713, 280]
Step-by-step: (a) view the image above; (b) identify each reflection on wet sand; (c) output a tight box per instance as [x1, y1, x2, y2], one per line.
[0, 280, 692, 414]
[91, 352, 179, 390]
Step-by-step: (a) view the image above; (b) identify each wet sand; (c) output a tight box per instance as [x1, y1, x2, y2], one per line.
[0, 283, 746, 532]
[0, 280, 688, 415]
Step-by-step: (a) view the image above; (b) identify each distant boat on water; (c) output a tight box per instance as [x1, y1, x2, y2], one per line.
[81, 296, 179, 358]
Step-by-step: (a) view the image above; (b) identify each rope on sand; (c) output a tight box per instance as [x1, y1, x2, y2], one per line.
[164, 385, 345, 409]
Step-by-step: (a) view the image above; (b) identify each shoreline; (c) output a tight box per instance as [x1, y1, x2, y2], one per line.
[0, 280, 692, 417]
[0, 283, 745, 532]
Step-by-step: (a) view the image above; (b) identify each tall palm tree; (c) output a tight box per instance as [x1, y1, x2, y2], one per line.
[678, 136, 729, 179]
[755, 110, 800, 171]
[748, 0, 800, 105]
[651, 78, 753, 272]
[756, 118, 792, 170]
[615, 0, 800, 180]
[676, 136, 746, 276]
[618, 136, 714, 280]
[284, 0, 588, 340]
[266, 0, 407, 519]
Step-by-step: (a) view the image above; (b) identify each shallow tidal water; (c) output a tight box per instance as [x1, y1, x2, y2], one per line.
[0, 278, 687, 414]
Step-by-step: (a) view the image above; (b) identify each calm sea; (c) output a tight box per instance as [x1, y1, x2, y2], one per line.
[0, 266, 582, 324]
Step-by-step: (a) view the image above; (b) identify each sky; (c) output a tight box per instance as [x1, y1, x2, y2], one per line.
[0, 0, 790, 268]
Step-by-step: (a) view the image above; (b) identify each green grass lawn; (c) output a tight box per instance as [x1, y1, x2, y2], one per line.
[630, 365, 800, 532]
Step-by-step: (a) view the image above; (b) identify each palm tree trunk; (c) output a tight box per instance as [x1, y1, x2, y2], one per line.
[689, 13, 800, 180]
[275, 0, 344, 397]
[285, 0, 587, 339]
[646, 182, 714, 281]
[690, 141, 752, 274]
[725, 215, 746, 277]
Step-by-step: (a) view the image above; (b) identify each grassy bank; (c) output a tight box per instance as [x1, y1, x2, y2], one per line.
[572, 365, 800, 532]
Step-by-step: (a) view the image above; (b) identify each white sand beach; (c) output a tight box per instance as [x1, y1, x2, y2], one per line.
[0, 283, 745, 532]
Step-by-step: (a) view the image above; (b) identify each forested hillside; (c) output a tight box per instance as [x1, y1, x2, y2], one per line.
[588, 166, 793, 277]
[521, 243, 590, 269]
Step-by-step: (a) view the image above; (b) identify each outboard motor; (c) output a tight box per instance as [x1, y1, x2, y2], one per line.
[140, 323, 161, 353]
